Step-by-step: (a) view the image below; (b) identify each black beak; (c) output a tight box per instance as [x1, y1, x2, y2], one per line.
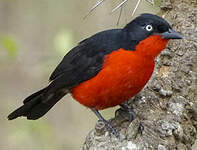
[162, 29, 183, 39]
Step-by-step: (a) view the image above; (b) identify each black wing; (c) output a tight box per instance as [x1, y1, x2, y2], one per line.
[49, 29, 137, 89]
[7, 29, 138, 120]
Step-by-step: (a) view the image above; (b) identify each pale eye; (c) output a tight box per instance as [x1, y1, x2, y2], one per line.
[145, 24, 153, 32]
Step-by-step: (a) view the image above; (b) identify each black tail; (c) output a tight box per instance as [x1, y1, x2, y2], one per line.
[8, 87, 67, 120]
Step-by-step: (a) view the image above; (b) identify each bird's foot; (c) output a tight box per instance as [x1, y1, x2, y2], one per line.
[91, 108, 120, 138]
[115, 104, 136, 122]
[102, 119, 120, 137]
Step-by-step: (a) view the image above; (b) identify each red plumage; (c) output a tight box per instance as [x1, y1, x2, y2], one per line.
[72, 35, 169, 109]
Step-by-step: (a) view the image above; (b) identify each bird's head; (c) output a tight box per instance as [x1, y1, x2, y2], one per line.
[123, 13, 182, 59]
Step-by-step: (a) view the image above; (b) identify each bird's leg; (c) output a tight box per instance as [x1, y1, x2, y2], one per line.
[91, 108, 120, 137]
[116, 104, 145, 134]
[115, 103, 136, 122]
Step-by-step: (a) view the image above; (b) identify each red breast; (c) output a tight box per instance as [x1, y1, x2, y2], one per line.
[71, 35, 169, 109]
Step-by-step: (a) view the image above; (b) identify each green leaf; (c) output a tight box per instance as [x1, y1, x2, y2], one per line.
[0, 35, 18, 57]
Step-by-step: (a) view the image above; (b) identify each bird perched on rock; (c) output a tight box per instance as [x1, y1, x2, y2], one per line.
[8, 13, 182, 136]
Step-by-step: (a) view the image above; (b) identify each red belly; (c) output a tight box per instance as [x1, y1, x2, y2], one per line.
[71, 49, 155, 110]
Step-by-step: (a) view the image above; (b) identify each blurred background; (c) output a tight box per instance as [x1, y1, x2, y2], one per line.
[0, 0, 196, 150]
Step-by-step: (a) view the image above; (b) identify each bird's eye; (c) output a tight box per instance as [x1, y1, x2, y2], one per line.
[145, 25, 153, 32]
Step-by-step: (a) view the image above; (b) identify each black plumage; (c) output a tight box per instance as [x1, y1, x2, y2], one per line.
[8, 13, 176, 120]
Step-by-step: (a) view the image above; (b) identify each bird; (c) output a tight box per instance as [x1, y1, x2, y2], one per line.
[8, 13, 182, 136]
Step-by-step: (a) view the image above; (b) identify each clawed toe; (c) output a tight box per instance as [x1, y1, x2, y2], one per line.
[115, 104, 136, 122]
[102, 120, 120, 137]
[91, 108, 120, 138]
[138, 122, 144, 135]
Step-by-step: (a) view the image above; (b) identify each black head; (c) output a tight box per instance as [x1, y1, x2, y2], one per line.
[123, 13, 182, 41]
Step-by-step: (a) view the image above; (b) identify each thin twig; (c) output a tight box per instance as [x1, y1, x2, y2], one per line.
[123, 2, 128, 23]
[131, 0, 141, 16]
[111, 0, 128, 13]
[84, 0, 106, 19]
[84, 0, 154, 20]
[145, 0, 154, 5]
[116, 1, 124, 26]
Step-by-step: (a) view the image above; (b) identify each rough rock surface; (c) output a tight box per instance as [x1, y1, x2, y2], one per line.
[83, 0, 197, 149]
